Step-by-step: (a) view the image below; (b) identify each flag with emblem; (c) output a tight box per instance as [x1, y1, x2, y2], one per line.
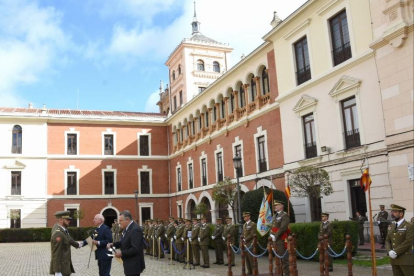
[285, 185, 291, 200]
[360, 168, 372, 192]
[257, 189, 273, 236]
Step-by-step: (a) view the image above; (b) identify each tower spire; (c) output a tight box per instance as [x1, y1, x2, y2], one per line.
[191, 1, 201, 35]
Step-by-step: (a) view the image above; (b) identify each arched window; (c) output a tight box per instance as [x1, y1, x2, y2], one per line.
[172, 70, 176, 81]
[12, 125, 22, 154]
[230, 92, 235, 113]
[205, 110, 209, 127]
[178, 65, 182, 75]
[251, 76, 257, 101]
[213, 61, 220, 73]
[262, 67, 269, 95]
[240, 85, 245, 107]
[197, 60, 205, 71]
[221, 99, 225, 119]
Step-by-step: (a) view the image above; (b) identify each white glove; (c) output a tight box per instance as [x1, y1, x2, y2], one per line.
[222, 237, 225, 241]
[165, 234, 167, 237]
[389, 250, 397, 259]
[211, 236, 215, 239]
[243, 238, 246, 243]
[189, 238, 192, 242]
[377, 221, 380, 225]
[181, 237, 184, 241]
[270, 234, 276, 242]
[78, 242, 83, 248]
[171, 238, 174, 242]
[55, 273, 63, 276]
[174, 235, 176, 239]
[198, 238, 201, 242]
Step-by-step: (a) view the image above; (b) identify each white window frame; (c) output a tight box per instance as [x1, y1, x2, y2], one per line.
[176, 162, 182, 192]
[64, 166, 80, 196]
[187, 158, 194, 190]
[64, 203, 80, 227]
[214, 145, 224, 183]
[139, 203, 153, 225]
[65, 128, 80, 155]
[102, 129, 116, 156]
[137, 132, 152, 156]
[102, 166, 117, 195]
[7, 207, 23, 228]
[176, 200, 183, 218]
[232, 137, 245, 178]
[254, 127, 269, 173]
[199, 151, 208, 187]
[138, 166, 152, 194]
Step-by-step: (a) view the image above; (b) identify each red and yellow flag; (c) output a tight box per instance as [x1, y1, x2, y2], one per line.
[360, 168, 372, 192]
[285, 185, 291, 200]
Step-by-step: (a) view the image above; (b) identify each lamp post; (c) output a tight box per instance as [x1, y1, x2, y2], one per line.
[233, 154, 243, 235]
[134, 189, 139, 224]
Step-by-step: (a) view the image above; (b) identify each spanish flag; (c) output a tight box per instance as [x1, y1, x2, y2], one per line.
[285, 185, 291, 200]
[360, 168, 372, 192]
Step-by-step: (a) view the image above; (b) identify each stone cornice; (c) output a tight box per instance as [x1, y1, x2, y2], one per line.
[315, 0, 344, 16]
[282, 18, 311, 40]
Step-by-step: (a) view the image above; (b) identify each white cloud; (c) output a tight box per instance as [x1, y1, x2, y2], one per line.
[0, 0, 69, 107]
[144, 90, 162, 113]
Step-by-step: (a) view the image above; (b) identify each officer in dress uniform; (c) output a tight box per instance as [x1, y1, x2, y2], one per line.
[376, 204, 389, 249]
[269, 200, 290, 276]
[175, 218, 185, 263]
[242, 212, 256, 276]
[49, 211, 84, 276]
[184, 219, 193, 264]
[157, 219, 166, 258]
[190, 218, 201, 266]
[199, 216, 210, 268]
[223, 217, 236, 266]
[319, 212, 333, 272]
[212, 218, 224, 264]
[166, 217, 175, 259]
[350, 211, 367, 245]
[385, 204, 413, 276]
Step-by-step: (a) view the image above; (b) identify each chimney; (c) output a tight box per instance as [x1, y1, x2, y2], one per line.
[28, 103, 33, 109]
[270, 11, 282, 28]
[41, 104, 47, 114]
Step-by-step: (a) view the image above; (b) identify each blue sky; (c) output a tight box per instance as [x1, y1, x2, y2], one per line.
[0, 0, 307, 113]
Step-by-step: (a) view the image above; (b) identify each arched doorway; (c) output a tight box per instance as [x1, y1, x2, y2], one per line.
[102, 208, 117, 228]
[200, 197, 212, 223]
[188, 199, 196, 219]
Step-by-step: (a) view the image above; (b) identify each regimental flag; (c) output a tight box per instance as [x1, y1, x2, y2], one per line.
[257, 189, 273, 236]
[285, 185, 291, 200]
[360, 168, 372, 192]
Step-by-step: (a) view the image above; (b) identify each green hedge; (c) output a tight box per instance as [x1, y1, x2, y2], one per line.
[0, 227, 95, 243]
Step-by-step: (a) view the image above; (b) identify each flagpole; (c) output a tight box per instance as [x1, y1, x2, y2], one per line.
[368, 185, 377, 276]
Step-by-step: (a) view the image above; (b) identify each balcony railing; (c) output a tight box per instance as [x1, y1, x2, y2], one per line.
[217, 172, 223, 182]
[178, 183, 182, 192]
[189, 181, 193, 189]
[305, 142, 317, 159]
[67, 148, 77, 155]
[332, 42, 352, 66]
[11, 146, 22, 154]
[105, 187, 114, 195]
[238, 106, 247, 118]
[11, 187, 21, 195]
[258, 159, 267, 173]
[66, 187, 77, 195]
[260, 94, 271, 105]
[345, 128, 360, 149]
[296, 65, 311, 85]
[104, 149, 113, 155]
[202, 176, 207, 186]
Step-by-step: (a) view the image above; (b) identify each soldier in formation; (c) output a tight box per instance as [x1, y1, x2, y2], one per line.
[156, 219, 166, 258]
[190, 218, 201, 266]
[166, 217, 176, 260]
[199, 216, 210, 268]
[223, 216, 236, 266]
[385, 204, 413, 276]
[175, 218, 186, 263]
[350, 211, 367, 245]
[243, 212, 256, 276]
[184, 219, 193, 264]
[212, 217, 224, 265]
[319, 212, 333, 272]
[376, 204, 389, 249]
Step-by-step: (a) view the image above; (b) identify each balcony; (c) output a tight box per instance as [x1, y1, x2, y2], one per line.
[345, 128, 360, 149]
[11, 187, 21, 195]
[296, 65, 311, 85]
[332, 42, 352, 66]
[249, 102, 256, 113]
[238, 106, 247, 118]
[228, 113, 235, 123]
[260, 94, 271, 105]
[258, 159, 267, 173]
[305, 142, 317, 159]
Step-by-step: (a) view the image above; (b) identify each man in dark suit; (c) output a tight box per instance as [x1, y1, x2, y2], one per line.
[83, 214, 113, 276]
[109, 210, 145, 276]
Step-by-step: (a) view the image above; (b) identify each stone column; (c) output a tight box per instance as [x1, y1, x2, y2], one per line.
[243, 84, 250, 106]
[224, 97, 229, 125]
[254, 76, 261, 98]
[208, 108, 213, 132]
[200, 114, 205, 138]
[215, 102, 220, 128]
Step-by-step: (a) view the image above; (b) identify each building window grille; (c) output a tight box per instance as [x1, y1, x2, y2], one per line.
[295, 36, 311, 85]
[330, 10, 351, 66]
[257, 136, 267, 172]
[104, 172, 115, 195]
[67, 172, 77, 195]
[303, 114, 317, 158]
[12, 125, 22, 154]
[342, 97, 360, 149]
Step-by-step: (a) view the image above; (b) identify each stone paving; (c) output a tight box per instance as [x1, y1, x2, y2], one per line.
[0, 242, 392, 275]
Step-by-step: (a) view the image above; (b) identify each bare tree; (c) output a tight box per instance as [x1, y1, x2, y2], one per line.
[212, 177, 237, 219]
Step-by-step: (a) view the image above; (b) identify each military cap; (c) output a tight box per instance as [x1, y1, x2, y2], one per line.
[173, 220, 178, 224]
[54, 211, 72, 219]
[226, 217, 233, 220]
[169, 216, 174, 220]
[185, 219, 191, 223]
[192, 218, 198, 221]
[201, 216, 207, 220]
[321, 212, 329, 217]
[390, 204, 406, 211]
[379, 205, 385, 207]
[178, 217, 183, 221]
[216, 218, 222, 221]
[242, 212, 251, 217]
[273, 200, 284, 206]
[158, 219, 164, 223]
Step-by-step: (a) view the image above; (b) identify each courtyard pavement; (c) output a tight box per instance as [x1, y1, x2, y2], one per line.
[0, 242, 392, 275]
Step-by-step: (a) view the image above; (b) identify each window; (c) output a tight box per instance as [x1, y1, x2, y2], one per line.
[205, 110, 209, 127]
[180, 129, 183, 141]
[192, 121, 195, 135]
[141, 207, 151, 223]
[330, 10, 351, 66]
[230, 93, 235, 112]
[139, 135, 149, 156]
[104, 135, 114, 155]
[235, 145, 243, 176]
[12, 125, 22, 154]
[349, 179, 367, 217]
[104, 172, 115, 195]
[178, 205, 182, 218]
[140, 171, 150, 194]
[199, 115, 203, 130]
[172, 70, 176, 80]
[10, 209, 21, 228]
[173, 96, 177, 110]
[240, 85, 245, 107]
[251, 77, 257, 101]
[177, 168, 182, 192]
[178, 65, 182, 75]
[67, 172, 77, 195]
[262, 68, 269, 95]
[303, 114, 317, 159]
[213, 106, 217, 122]
[179, 91, 183, 106]
[310, 191, 322, 221]
[221, 99, 225, 119]
[201, 158, 207, 186]
[294, 36, 311, 85]
[188, 164, 193, 189]
[67, 208, 77, 227]
[213, 61, 220, 73]
[67, 134, 77, 155]
[257, 136, 267, 172]
[198, 87, 206, 93]
[11, 171, 21, 195]
[197, 59, 205, 71]
[217, 152, 223, 182]
[341, 97, 360, 149]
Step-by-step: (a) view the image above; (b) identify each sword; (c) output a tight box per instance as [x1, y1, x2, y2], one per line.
[87, 230, 98, 269]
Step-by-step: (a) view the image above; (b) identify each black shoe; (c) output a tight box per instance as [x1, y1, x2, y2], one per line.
[232, 264, 235, 267]
[213, 262, 219, 264]
[218, 262, 224, 265]
[359, 243, 364, 245]
[329, 268, 333, 272]
[224, 264, 228, 266]
[193, 263, 200, 266]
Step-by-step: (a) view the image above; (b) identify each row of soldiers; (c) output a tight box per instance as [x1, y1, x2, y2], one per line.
[110, 219, 123, 242]
[142, 216, 237, 268]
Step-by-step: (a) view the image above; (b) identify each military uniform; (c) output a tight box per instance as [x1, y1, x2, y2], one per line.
[223, 217, 236, 266]
[350, 214, 367, 245]
[243, 212, 256, 275]
[190, 218, 201, 266]
[49, 211, 82, 276]
[385, 204, 414, 276]
[319, 213, 333, 271]
[270, 201, 290, 276]
[166, 218, 176, 260]
[376, 205, 389, 247]
[199, 218, 210, 268]
[175, 219, 186, 263]
[212, 218, 225, 264]
[184, 220, 193, 263]
[148, 221, 155, 256]
[157, 220, 166, 258]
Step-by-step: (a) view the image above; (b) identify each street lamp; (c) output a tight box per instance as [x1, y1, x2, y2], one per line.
[134, 189, 139, 224]
[233, 154, 243, 235]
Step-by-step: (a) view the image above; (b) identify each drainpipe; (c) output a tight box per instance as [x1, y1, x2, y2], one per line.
[167, 124, 171, 216]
